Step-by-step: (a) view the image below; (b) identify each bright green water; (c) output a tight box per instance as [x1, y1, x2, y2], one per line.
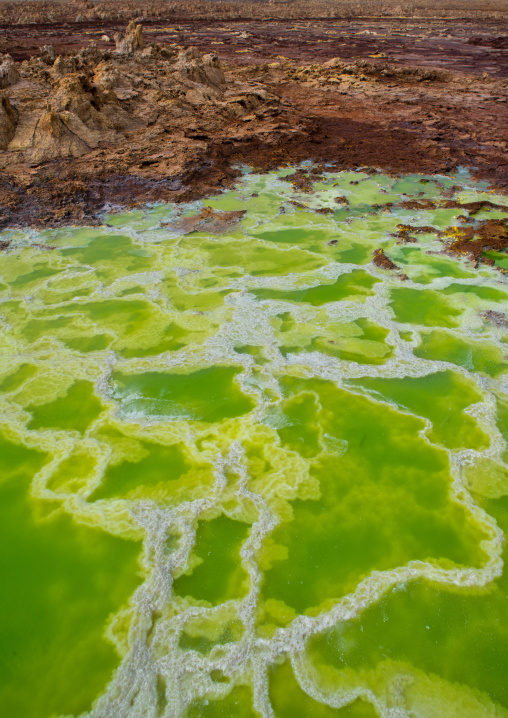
[1, 167, 508, 717]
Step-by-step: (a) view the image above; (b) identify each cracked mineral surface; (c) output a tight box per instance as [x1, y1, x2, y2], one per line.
[2, 4, 508, 718]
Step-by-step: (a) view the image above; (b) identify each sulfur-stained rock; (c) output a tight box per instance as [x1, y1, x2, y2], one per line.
[222, 85, 271, 117]
[175, 47, 225, 89]
[52, 73, 144, 133]
[0, 95, 18, 149]
[202, 54, 226, 87]
[18, 68, 147, 164]
[26, 108, 94, 163]
[114, 21, 143, 54]
[185, 86, 215, 107]
[40, 45, 56, 65]
[178, 46, 202, 63]
[322, 57, 343, 69]
[50, 55, 78, 80]
[52, 74, 114, 130]
[93, 63, 137, 100]
[58, 110, 102, 147]
[175, 47, 206, 84]
[0, 55, 20, 89]
[76, 41, 104, 65]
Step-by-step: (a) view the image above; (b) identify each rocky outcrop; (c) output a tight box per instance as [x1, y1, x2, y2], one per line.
[93, 63, 137, 100]
[50, 55, 78, 80]
[0, 55, 20, 89]
[221, 85, 269, 117]
[0, 21, 291, 226]
[173, 47, 258, 112]
[40, 45, 56, 65]
[0, 96, 18, 149]
[26, 107, 97, 163]
[52, 74, 113, 130]
[175, 47, 226, 89]
[201, 54, 226, 87]
[52, 72, 144, 130]
[50, 44, 104, 81]
[114, 21, 143, 54]
[20, 71, 146, 162]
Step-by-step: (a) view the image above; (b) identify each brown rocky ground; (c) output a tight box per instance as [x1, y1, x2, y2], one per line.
[0, 1, 508, 228]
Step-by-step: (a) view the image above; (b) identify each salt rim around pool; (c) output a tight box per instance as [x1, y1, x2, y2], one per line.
[1, 166, 508, 717]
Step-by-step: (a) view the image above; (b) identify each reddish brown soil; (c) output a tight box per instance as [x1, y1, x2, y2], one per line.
[1, 7, 508, 228]
[164, 206, 246, 234]
[372, 248, 409, 279]
[445, 219, 508, 264]
[372, 247, 399, 270]
[482, 310, 508, 326]
[3, 17, 508, 78]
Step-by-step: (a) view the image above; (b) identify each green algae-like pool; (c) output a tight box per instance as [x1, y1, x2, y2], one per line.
[1, 166, 508, 717]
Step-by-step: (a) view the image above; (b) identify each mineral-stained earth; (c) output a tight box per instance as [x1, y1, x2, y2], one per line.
[1, 0, 508, 228]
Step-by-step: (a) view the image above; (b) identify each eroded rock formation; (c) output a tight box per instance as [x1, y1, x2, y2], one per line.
[28, 107, 95, 163]
[175, 47, 226, 88]
[0, 55, 20, 89]
[0, 96, 18, 149]
[114, 21, 144, 54]
[0, 22, 283, 173]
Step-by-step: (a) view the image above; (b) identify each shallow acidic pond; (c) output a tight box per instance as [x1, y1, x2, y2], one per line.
[1, 167, 508, 717]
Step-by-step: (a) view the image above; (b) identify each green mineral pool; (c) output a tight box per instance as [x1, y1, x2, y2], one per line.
[1, 166, 508, 717]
